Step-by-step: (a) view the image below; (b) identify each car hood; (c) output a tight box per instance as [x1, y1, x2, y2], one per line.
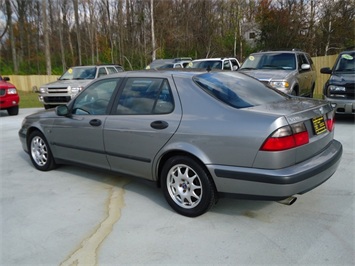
[0, 80, 16, 89]
[240, 69, 293, 81]
[329, 72, 355, 85]
[41, 79, 93, 88]
[247, 97, 332, 124]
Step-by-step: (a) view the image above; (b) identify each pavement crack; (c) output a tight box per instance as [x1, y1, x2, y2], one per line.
[60, 179, 127, 266]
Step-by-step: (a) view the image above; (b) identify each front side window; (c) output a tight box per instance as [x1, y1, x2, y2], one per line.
[98, 67, 108, 77]
[115, 78, 174, 115]
[72, 78, 121, 115]
[297, 54, 310, 71]
[223, 60, 231, 70]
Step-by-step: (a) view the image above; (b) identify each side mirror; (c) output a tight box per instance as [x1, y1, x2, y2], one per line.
[301, 64, 310, 70]
[320, 67, 332, 74]
[56, 105, 70, 117]
[3, 77, 10, 81]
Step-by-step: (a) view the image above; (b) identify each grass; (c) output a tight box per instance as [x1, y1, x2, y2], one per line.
[18, 91, 43, 108]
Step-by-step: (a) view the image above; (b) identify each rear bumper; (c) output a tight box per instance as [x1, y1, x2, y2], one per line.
[209, 140, 342, 200]
[323, 96, 355, 114]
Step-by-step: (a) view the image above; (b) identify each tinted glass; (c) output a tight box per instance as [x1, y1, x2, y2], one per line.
[60, 67, 96, 80]
[115, 78, 174, 115]
[192, 60, 222, 69]
[193, 72, 288, 108]
[107, 67, 118, 74]
[241, 53, 296, 70]
[223, 60, 231, 70]
[98, 67, 107, 77]
[334, 52, 355, 73]
[72, 78, 121, 115]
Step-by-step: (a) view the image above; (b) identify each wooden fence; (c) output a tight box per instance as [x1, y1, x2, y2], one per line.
[5, 54, 339, 96]
[312, 54, 338, 96]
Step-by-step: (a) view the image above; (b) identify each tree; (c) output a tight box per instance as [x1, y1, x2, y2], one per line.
[42, 0, 51, 75]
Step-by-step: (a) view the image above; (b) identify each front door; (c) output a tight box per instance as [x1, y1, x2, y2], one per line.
[50, 78, 121, 169]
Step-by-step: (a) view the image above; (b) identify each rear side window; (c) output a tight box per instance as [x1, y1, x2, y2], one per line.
[115, 78, 174, 115]
[193, 72, 288, 108]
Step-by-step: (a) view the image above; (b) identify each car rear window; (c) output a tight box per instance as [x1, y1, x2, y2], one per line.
[193, 72, 288, 108]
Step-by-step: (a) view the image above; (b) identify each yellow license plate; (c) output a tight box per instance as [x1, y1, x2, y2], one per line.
[312, 116, 327, 135]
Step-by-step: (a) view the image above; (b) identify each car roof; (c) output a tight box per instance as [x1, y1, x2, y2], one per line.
[69, 65, 121, 69]
[250, 50, 309, 55]
[340, 49, 355, 54]
[100, 69, 212, 79]
[193, 58, 235, 62]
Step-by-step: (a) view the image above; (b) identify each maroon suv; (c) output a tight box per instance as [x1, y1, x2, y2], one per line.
[0, 76, 20, 115]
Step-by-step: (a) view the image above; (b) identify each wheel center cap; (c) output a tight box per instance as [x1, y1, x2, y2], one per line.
[181, 183, 188, 190]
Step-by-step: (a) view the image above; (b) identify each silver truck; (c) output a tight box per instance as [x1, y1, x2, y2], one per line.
[38, 65, 123, 109]
[239, 50, 316, 97]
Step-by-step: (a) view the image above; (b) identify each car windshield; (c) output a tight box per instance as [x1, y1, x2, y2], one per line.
[60, 67, 97, 80]
[241, 53, 296, 70]
[193, 72, 288, 109]
[191, 60, 222, 69]
[334, 52, 355, 73]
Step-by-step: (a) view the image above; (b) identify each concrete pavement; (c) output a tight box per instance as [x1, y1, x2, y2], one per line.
[1, 108, 354, 265]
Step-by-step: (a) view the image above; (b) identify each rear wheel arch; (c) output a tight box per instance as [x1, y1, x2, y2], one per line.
[156, 150, 216, 190]
[158, 152, 218, 217]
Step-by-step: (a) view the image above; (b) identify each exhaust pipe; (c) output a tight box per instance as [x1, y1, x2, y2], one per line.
[278, 196, 297, 206]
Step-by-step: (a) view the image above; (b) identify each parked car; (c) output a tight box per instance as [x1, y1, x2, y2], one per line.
[38, 64, 124, 109]
[145, 58, 192, 69]
[188, 57, 240, 71]
[239, 50, 316, 97]
[0, 76, 20, 116]
[320, 49, 355, 115]
[19, 70, 342, 217]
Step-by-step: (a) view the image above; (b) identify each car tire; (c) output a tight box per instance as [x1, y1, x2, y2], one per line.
[28, 131, 57, 171]
[7, 106, 19, 116]
[44, 105, 51, 110]
[161, 155, 217, 217]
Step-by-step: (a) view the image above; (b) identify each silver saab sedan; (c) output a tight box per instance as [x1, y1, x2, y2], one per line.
[19, 70, 343, 217]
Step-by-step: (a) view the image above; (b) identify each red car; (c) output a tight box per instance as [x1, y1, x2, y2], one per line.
[0, 76, 20, 116]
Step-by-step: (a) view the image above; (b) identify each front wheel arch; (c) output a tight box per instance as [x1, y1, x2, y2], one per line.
[27, 130, 57, 171]
[291, 85, 299, 96]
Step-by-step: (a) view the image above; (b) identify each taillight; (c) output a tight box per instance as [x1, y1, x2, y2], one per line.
[260, 122, 309, 151]
[326, 113, 335, 132]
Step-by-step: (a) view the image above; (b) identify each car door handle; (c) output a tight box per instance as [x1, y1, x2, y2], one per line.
[150, 120, 169, 129]
[89, 119, 102, 127]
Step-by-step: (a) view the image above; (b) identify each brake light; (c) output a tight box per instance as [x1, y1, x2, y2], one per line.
[260, 122, 309, 151]
[327, 117, 334, 132]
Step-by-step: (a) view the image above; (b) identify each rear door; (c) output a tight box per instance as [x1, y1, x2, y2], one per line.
[104, 76, 182, 180]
